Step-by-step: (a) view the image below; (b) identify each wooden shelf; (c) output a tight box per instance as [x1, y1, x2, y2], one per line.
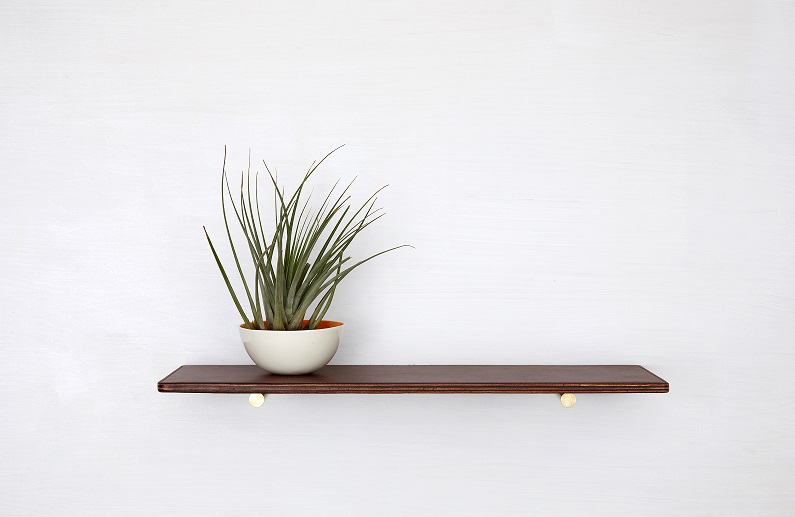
[158, 365, 668, 394]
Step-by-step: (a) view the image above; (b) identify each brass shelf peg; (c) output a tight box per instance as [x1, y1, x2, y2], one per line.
[249, 393, 266, 407]
[560, 393, 576, 408]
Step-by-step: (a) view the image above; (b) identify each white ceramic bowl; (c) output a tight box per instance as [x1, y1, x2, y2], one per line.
[239, 320, 343, 375]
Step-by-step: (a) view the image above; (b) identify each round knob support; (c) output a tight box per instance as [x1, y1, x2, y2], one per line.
[249, 393, 266, 407]
[560, 393, 576, 408]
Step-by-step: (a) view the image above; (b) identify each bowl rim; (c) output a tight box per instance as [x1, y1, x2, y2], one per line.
[239, 320, 343, 332]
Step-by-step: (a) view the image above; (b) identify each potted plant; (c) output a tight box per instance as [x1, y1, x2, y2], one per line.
[203, 145, 408, 375]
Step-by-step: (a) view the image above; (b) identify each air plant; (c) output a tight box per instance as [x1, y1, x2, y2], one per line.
[204, 145, 409, 331]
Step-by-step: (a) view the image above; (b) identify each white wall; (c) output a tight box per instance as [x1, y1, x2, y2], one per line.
[2, 1, 794, 515]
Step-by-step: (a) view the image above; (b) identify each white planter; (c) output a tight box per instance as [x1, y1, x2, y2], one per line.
[239, 320, 343, 375]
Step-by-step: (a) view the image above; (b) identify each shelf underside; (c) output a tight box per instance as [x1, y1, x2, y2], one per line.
[158, 365, 669, 394]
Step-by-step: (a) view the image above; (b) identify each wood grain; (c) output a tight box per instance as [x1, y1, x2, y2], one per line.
[158, 365, 669, 394]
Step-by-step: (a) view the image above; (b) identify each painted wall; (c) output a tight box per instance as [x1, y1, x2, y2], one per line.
[2, 1, 793, 515]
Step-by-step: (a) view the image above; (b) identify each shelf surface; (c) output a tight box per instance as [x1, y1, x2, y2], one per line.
[158, 365, 669, 394]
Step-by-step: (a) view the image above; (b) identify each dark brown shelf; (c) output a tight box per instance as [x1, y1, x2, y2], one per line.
[158, 365, 668, 394]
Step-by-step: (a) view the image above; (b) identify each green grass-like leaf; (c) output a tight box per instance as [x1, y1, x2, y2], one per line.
[204, 146, 410, 331]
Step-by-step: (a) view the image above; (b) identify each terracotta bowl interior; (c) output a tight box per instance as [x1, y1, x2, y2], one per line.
[240, 320, 343, 330]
